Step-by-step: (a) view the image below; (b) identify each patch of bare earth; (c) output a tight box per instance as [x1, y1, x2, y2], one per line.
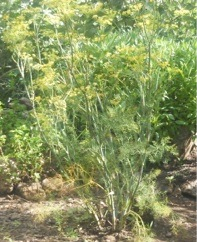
[154, 159, 196, 242]
[0, 160, 196, 242]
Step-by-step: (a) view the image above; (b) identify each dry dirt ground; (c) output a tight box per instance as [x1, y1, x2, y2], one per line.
[153, 159, 196, 242]
[0, 160, 196, 242]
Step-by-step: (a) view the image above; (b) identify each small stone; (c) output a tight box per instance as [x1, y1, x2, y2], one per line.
[16, 182, 46, 201]
[42, 174, 75, 197]
[166, 232, 172, 238]
[102, 235, 116, 242]
[181, 179, 197, 198]
[42, 174, 63, 192]
[0, 179, 14, 194]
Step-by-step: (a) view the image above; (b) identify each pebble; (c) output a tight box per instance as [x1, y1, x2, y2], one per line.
[102, 235, 116, 242]
[166, 232, 172, 238]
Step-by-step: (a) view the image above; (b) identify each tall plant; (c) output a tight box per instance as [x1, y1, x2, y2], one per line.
[3, 0, 192, 236]
[71, 19, 174, 232]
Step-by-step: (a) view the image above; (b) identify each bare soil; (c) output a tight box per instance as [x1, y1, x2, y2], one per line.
[0, 160, 196, 242]
[153, 159, 196, 242]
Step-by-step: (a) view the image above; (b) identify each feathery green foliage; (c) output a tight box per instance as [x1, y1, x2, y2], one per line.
[0, 0, 195, 237]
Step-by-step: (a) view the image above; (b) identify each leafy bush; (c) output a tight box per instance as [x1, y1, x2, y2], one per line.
[156, 39, 196, 138]
[0, 107, 44, 181]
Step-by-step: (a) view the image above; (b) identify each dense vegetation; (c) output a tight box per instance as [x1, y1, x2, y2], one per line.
[0, 0, 196, 239]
